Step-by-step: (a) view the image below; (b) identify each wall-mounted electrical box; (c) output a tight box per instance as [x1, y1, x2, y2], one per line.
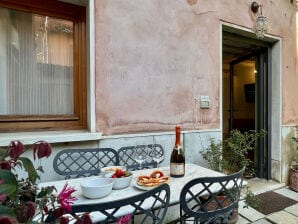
[200, 95, 210, 109]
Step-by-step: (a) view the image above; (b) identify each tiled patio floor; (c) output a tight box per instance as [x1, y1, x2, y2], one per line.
[237, 178, 298, 224]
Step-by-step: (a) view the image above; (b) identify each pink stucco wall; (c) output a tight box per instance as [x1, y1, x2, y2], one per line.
[94, 0, 297, 135]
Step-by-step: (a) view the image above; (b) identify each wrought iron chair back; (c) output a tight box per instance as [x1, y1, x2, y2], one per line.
[179, 168, 245, 224]
[45, 183, 170, 224]
[118, 144, 164, 170]
[53, 148, 119, 179]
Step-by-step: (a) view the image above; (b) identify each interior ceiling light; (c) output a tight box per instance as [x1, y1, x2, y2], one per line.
[251, 1, 268, 39]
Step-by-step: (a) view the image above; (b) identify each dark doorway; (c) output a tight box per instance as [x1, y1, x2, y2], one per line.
[222, 30, 271, 179]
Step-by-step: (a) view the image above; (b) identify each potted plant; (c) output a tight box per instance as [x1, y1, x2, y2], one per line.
[290, 126, 298, 192]
[0, 140, 86, 223]
[200, 129, 265, 223]
[0, 141, 131, 224]
[201, 129, 266, 176]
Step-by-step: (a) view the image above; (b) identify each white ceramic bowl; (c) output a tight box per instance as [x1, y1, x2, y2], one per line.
[105, 171, 133, 190]
[101, 166, 127, 176]
[80, 178, 114, 199]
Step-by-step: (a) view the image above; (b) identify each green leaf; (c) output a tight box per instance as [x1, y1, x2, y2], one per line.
[36, 165, 44, 173]
[0, 148, 8, 160]
[37, 185, 55, 198]
[0, 169, 18, 198]
[0, 205, 16, 216]
[18, 157, 40, 184]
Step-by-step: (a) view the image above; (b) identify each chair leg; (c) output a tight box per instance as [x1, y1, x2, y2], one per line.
[179, 215, 187, 224]
[179, 209, 183, 224]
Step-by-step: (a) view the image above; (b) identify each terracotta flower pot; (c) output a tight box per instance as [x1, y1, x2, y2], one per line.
[204, 195, 239, 224]
[289, 165, 298, 192]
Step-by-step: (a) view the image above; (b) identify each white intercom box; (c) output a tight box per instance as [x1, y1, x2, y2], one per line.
[200, 96, 210, 109]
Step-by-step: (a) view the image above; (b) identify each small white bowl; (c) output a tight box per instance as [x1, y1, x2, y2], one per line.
[80, 178, 114, 199]
[105, 172, 133, 190]
[101, 166, 127, 175]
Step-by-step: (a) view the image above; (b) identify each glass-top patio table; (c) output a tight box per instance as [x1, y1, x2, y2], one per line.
[39, 163, 226, 222]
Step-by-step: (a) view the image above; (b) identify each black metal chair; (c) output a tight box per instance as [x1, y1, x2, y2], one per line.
[45, 183, 170, 224]
[53, 148, 119, 179]
[179, 168, 245, 224]
[118, 144, 164, 171]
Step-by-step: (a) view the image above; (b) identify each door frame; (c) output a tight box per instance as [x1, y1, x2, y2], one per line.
[220, 22, 282, 181]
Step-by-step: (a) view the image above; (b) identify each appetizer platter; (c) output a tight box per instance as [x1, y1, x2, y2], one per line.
[134, 170, 170, 190]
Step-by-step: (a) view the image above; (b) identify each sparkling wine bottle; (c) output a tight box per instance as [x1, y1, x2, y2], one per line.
[170, 126, 185, 177]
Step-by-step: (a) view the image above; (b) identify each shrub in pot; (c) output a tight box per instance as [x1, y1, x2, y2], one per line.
[200, 129, 265, 222]
[201, 129, 266, 176]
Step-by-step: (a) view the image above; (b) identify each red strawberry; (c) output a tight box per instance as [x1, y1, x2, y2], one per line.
[112, 174, 118, 178]
[115, 169, 125, 177]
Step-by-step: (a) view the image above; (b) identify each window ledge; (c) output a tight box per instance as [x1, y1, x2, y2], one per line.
[0, 131, 102, 147]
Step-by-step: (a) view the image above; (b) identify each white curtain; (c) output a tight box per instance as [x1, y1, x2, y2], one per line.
[0, 7, 74, 116]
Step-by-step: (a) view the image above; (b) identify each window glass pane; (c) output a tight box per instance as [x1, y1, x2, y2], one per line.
[0, 7, 74, 116]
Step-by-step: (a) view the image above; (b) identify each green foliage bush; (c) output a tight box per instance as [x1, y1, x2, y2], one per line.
[200, 129, 266, 209]
[201, 129, 266, 176]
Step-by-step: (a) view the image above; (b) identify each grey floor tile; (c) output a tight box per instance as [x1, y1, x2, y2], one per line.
[236, 215, 251, 224]
[251, 218, 272, 224]
[246, 178, 285, 195]
[266, 211, 298, 224]
[238, 201, 265, 222]
[274, 187, 298, 201]
[284, 203, 298, 216]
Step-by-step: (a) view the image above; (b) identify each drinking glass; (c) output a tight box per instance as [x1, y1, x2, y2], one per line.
[133, 145, 148, 170]
[151, 137, 164, 168]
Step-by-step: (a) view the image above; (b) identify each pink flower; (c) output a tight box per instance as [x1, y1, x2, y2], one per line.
[16, 202, 36, 223]
[58, 183, 77, 212]
[76, 213, 92, 224]
[59, 216, 70, 224]
[118, 214, 131, 224]
[0, 161, 12, 170]
[0, 193, 6, 202]
[53, 207, 64, 219]
[33, 141, 52, 160]
[9, 140, 25, 160]
[0, 216, 18, 224]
